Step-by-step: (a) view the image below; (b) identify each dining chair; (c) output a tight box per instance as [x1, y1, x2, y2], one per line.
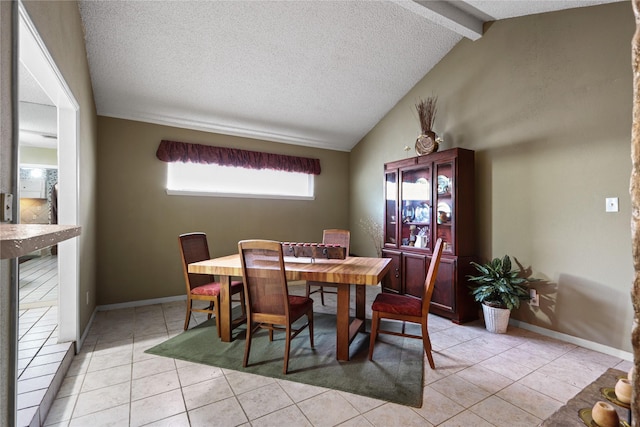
[178, 232, 245, 334]
[305, 229, 350, 305]
[238, 239, 314, 374]
[368, 238, 444, 369]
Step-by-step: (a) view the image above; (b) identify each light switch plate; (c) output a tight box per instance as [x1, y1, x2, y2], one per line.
[1, 193, 13, 222]
[605, 197, 619, 213]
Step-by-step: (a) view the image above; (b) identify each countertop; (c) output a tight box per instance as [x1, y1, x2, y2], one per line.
[0, 224, 81, 259]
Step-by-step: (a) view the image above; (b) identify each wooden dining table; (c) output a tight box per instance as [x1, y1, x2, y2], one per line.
[188, 254, 391, 361]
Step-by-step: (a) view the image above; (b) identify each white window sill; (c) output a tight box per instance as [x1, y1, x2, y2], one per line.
[166, 189, 315, 201]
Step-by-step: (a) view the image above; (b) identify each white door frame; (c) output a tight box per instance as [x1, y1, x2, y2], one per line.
[18, 3, 80, 344]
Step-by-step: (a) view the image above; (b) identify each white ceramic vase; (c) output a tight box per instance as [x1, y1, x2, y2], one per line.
[482, 303, 511, 334]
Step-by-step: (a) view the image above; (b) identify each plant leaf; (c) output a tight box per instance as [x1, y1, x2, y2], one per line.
[502, 255, 511, 274]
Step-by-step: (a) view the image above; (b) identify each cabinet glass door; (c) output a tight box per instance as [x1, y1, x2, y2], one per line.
[384, 171, 397, 246]
[400, 165, 431, 251]
[434, 161, 454, 254]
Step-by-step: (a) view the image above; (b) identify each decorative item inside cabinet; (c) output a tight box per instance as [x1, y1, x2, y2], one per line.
[400, 165, 431, 251]
[434, 161, 454, 254]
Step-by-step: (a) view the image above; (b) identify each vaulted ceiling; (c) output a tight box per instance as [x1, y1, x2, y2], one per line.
[20, 1, 623, 152]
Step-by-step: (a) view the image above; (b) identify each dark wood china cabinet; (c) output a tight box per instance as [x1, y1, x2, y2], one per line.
[382, 148, 477, 323]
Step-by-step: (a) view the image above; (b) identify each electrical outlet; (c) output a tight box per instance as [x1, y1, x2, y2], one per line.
[606, 197, 619, 212]
[529, 289, 539, 307]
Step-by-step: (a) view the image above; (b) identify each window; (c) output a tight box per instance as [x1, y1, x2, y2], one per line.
[157, 140, 320, 200]
[166, 162, 315, 200]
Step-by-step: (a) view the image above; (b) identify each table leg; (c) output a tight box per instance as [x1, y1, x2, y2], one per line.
[335, 284, 350, 361]
[218, 275, 232, 342]
[335, 283, 366, 361]
[355, 285, 366, 332]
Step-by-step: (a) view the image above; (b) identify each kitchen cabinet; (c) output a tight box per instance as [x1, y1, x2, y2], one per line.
[20, 178, 46, 199]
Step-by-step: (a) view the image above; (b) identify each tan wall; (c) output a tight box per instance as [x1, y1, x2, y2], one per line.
[21, 1, 98, 332]
[351, 2, 634, 352]
[96, 117, 350, 304]
[20, 146, 57, 166]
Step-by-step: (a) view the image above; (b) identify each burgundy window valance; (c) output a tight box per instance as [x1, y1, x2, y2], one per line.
[156, 140, 321, 175]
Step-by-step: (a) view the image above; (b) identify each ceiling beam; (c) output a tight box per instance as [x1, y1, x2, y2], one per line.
[392, 0, 486, 41]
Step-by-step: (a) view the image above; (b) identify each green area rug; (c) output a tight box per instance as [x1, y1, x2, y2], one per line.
[145, 313, 424, 407]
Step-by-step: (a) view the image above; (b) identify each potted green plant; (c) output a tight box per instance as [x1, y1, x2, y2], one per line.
[467, 255, 532, 333]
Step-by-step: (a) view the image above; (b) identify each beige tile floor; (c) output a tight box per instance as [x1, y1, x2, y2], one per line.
[17, 254, 75, 427]
[38, 285, 633, 427]
[17, 305, 74, 427]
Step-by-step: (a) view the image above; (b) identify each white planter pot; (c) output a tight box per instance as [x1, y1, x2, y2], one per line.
[482, 303, 511, 334]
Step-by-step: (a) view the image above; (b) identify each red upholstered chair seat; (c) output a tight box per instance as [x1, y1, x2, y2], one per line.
[288, 295, 314, 319]
[191, 280, 243, 297]
[371, 293, 421, 317]
[190, 282, 221, 297]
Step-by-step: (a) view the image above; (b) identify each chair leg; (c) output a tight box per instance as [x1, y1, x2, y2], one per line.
[213, 300, 221, 338]
[421, 322, 435, 369]
[207, 301, 214, 320]
[283, 325, 292, 374]
[306, 283, 326, 306]
[307, 310, 314, 348]
[184, 298, 193, 331]
[243, 322, 254, 368]
[368, 311, 380, 361]
[240, 290, 246, 316]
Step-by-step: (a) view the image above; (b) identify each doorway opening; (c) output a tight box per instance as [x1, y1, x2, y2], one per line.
[17, 3, 80, 350]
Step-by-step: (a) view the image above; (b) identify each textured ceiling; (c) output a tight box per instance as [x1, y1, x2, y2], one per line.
[24, 0, 624, 152]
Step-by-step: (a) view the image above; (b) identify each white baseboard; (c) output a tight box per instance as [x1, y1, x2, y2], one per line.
[83, 295, 633, 362]
[509, 318, 633, 361]
[97, 294, 187, 311]
[76, 308, 97, 353]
